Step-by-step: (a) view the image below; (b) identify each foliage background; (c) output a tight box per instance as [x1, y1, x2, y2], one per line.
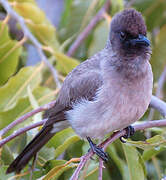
[0, 0, 166, 179]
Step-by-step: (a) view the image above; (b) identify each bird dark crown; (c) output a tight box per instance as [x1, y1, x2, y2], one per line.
[111, 8, 147, 37]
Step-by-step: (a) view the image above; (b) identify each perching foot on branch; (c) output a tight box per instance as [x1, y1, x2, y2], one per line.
[87, 137, 108, 162]
[120, 125, 135, 143]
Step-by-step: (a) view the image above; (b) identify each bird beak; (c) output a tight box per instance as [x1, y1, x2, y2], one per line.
[129, 34, 150, 47]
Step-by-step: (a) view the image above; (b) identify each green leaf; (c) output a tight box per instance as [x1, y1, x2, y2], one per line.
[27, 85, 39, 109]
[140, 136, 166, 161]
[13, 2, 46, 24]
[0, 85, 54, 130]
[48, 128, 80, 159]
[111, 0, 124, 15]
[10, 133, 27, 155]
[143, 146, 166, 161]
[55, 52, 79, 75]
[43, 160, 76, 180]
[65, 140, 84, 161]
[0, 64, 43, 112]
[123, 144, 145, 180]
[28, 23, 60, 48]
[133, 0, 166, 31]
[84, 163, 98, 180]
[39, 147, 55, 162]
[0, 22, 22, 85]
[0, 166, 13, 180]
[60, 0, 73, 28]
[59, 0, 93, 41]
[12, 1, 59, 48]
[1, 145, 14, 165]
[54, 135, 80, 159]
[126, 135, 166, 150]
[27, 85, 42, 125]
[107, 144, 129, 180]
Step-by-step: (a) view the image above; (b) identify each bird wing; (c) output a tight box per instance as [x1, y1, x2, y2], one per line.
[44, 59, 104, 125]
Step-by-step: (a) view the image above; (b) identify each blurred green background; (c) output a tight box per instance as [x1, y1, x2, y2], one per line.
[0, 0, 166, 179]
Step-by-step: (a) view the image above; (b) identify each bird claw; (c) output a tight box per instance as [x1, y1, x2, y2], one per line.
[120, 125, 135, 143]
[92, 145, 108, 162]
[87, 137, 108, 162]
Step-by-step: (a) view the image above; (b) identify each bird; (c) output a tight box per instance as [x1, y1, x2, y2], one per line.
[6, 8, 153, 174]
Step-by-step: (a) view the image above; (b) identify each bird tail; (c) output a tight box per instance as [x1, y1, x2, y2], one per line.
[6, 119, 69, 174]
[6, 125, 54, 174]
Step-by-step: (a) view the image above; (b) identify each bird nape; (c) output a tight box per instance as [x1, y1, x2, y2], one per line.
[6, 8, 153, 174]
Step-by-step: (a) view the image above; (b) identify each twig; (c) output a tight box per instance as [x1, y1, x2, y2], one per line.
[156, 66, 166, 98]
[70, 119, 166, 180]
[146, 67, 166, 138]
[0, 100, 56, 137]
[148, 67, 166, 121]
[150, 96, 166, 118]
[0, 0, 61, 88]
[0, 119, 47, 147]
[67, 0, 110, 57]
[98, 158, 104, 180]
[80, 159, 90, 180]
[70, 153, 93, 180]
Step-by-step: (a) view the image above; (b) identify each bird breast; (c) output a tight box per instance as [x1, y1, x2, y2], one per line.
[66, 62, 153, 139]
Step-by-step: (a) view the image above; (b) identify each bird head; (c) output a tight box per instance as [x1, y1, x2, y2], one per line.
[109, 9, 151, 58]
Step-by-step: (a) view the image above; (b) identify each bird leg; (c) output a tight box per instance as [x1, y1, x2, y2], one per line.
[87, 137, 108, 162]
[120, 125, 135, 143]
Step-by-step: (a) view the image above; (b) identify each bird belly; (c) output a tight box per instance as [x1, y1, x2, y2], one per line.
[66, 84, 152, 139]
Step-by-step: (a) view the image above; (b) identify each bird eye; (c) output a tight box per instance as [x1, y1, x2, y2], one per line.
[120, 31, 126, 40]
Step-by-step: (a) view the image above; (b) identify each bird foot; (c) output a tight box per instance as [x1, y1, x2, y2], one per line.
[87, 137, 108, 162]
[120, 125, 135, 143]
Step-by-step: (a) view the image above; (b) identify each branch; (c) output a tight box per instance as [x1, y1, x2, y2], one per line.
[150, 96, 166, 118]
[156, 66, 166, 98]
[0, 0, 61, 88]
[146, 67, 166, 139]
[67, 0, 110, 57]
[148, 67, 166, 121]
[0, 100, 56, 137]
[98, 158, 104, 180]
[70, 119, 166, 180]
[0, 119, 47, 147]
